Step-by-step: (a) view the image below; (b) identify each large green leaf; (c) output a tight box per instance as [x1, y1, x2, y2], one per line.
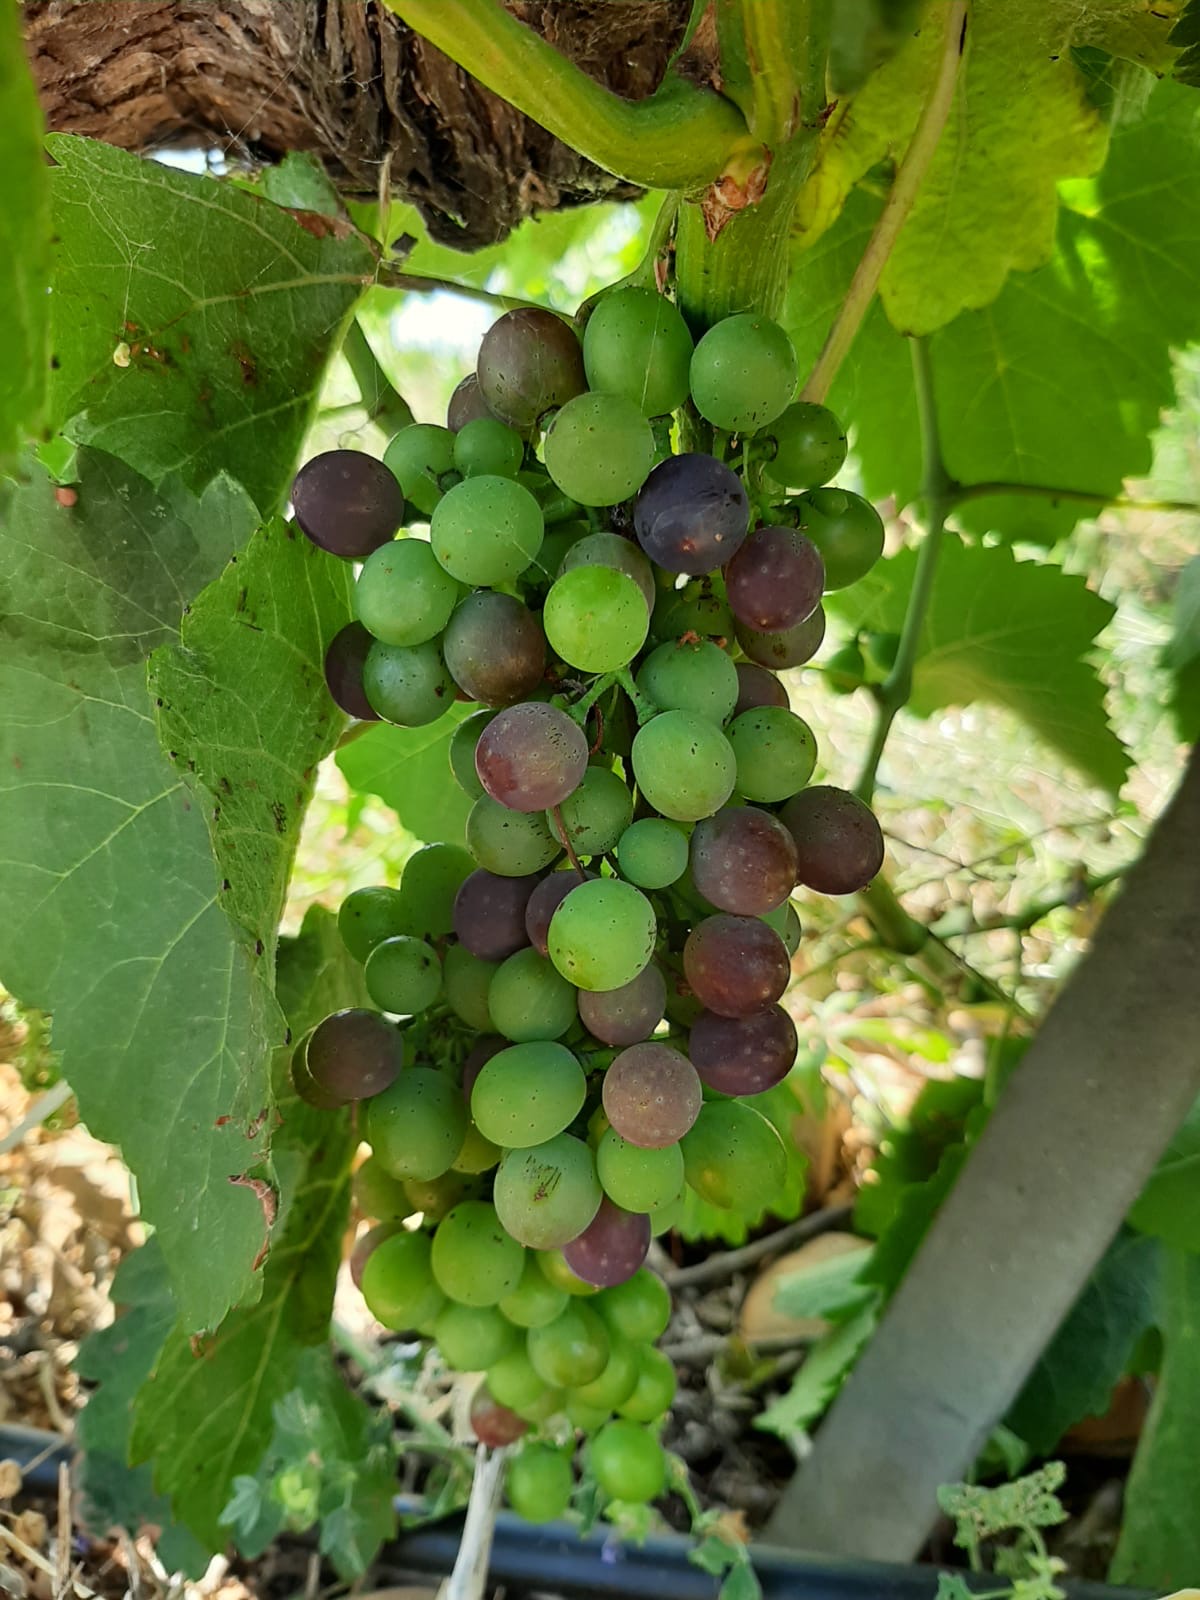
[1005, 1231, 1161, 1454]
[829, 538, 1128, 791]
[1111, 1248, 1200, 1590]
[46, 137, 373, 514]
[785, 83, 1200, 542]
[337, 710, 475, 847]
[0, 0, 50, 466]
[131, 907, 367, 1550]
[0, 452, 275, 1330]
[1129, 1095, 1200, 1249]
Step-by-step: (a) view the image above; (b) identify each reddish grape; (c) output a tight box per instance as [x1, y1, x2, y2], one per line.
[689, 807, 799, 917]
[525, 869, 590, 956]
[683, 915, 790, 1018]
[563, 1196, 652, 1287]
[448, 373, 495, 431]
[733, 661, 788, 717]
[324, 622, 382, 722]
[634, 454, 749, 576]
[304, 1009, 404, 1103]
[470, 1383, 530, 1446]
[578, 963, 667, 1047]
[780, 785, 885, 894]
[725, 526, 824, 632]
[461, 1035, 506, 1102]
[602, 1042, 702, 1149]
[453, 870, 539, 961]
[291, 450, 403, 558]
[735, 605, 826, 669]
[477, 308, 586, 429]
[688, 1005, 798, 1095]
[475, 703, 589, 812]
[444, 592, 546, 707]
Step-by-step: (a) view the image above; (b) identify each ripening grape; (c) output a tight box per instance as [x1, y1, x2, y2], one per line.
[547, 765, 633, 857]
[431, 1200, 525, 1306]
[688, 1004, 798, 1095]
[443, 591, 546, 707]
[558, 530, 656, 613]
[476, 307, 586, 429]
[543, 566, 649, 673]
[689, 806, 799, 916]
[725, 525, 824, 633]
[506, 1443, 575, 1521]
[324, 622, 382, 722]
[634, 453, 748, 575]
[359, 1229, 445, 1330]
[528, 1302, 611, 1387]
[540, 1248, 602, 1297]
[470, 1384, 529, 1447]
[467, 795, 560, 876]
[292, 449, 404, 558]
[443, 943, 498, 1031]
[365, 1068, 469, 1181]
[780, 784, 885, 893]
[355, 538, 461, 648]
[794, 487, 885, 589]
[364, 935, 442, 1014]
[589, 1420, 666, 1504]
[680, 1099, 787, 1210]
[543, 392, 657, 506]
[602, 1041, 702, 1148]
[582, 285, 693, 417]
[305, 1009, 403, 1103]
[447, 373, 494, 431]
[760, 400, 848, 489]
[453, 869, 537, 962]
[454, 416, 524, 479]
[363, 638, 455, 727]
[487, 949, 579, 1043]
[525, 868, 590, 956]
[493, 1133, 602, 1249]
[577, 962, 666, 1047]
[563, 1196, 651, 1287]
[683, 914, 790, 1018]
[472, 1040, 586, 1145]
[735, 604, 826, 669]
[596, 1129, 685, 1214]
[475, 702, 589, 813]
[733, 661, 789, 717]
[291, 1032, 341, 1110]
[636, 637, 739, 724]
[631, 710, 736, 823]
[547, 878, 657, 992]
[431, 475, 544, 587]
[383, 423, 456, 516]
[726, 706, 818, 803]
[689, 313, 797, 433]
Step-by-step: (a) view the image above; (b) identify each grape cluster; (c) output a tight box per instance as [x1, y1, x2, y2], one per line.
[292, 289, 885, 1517]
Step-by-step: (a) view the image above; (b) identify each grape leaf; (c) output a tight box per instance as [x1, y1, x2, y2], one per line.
[1166, 557, 1200, 670]
[827, 538, 1129, 792]
[1111, 1248, 1200, 1590]
[1005, 1230, 1162, 1453]
[794, 0, 1179, 334]
[0, 0, 51, 466]
[337, 710, 475, 847]
[46, 137, 373, 514]
[0, 451, 278, 1331]
[855, 1075, 985, 1239]
[1129, 1095, 1200, 1250]
[785, 83, 1200, 543]
[130, 907, 367, 1550]
[755, 1302, 880, 1439]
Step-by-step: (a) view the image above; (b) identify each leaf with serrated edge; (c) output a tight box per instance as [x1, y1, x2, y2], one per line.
[131, 907, 367, 1550]
[0, 0, 51, 464]
[755, 1302, 879, 1438]
[46, 136, 372, 513]
[828, 538, 1129, 792]
[337, 708, 476, 846]
[786, 84, 1200, 543]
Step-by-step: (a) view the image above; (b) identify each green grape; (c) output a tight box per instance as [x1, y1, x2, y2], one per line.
[397, 842, 474, 938]
[365, 1069, 468, 1182]
[402, 1170, 471, 1221]
[354, 537, 461, 649]
[648, 1191, 686, 1236]
[548, 766, 633, 858]
[488, 1345, 553, 1412]
[636, 637, 739, 724]
[543, 566, 649, 673]
[568, 1333, 640, 1410]
[434, 1302, 520, 1370]
[467, 795, 560, 876]
[518, 469, 582, 528]
[680, 1100, 787, 1210]
[451, 1122, 502, 1175]
[338, 886, 409, 963]
[500, 1255, 570, 1328]
[360, 1230, 445, 1330]
[449, 709, 495, 800]
[596, 1268, 671, 1343]
[442, 943, 498, 1031]
[760, 900, 802, 956]
[558, 531, 656, 612]
[760, 400, 848, 489]
[794, 487, 885, 589]
[726, 707, 818, 802]
[471, 1041, 586, 1146]
[354, 1155, 411, 1221]
[824, 640, 867, 695]
[631, 710, 737, 823]
[650, 577, 736, 650]
[485, 951, 579, 1044]
[596, 1129, 685, 1214]
[689, 313, 797, 433]
[531, 520, 589, 584]
[582, 286, 693, 418]
[364, 935, 442, 1014]
[547, 879, 656, 992]
[589, 1419, 666, 1504]
[566, 1395, 611, 1431]
[494, 1134, 603, 1249]
[363, 638, 455, 727]
[528, 1302, 610, 1387]
[539, 1248, 601, 1296]
[431, 475, 544, 587]
[453, 416, 524, 479]
[543, 392, 657, 507]
[383, 423, 456, 516]
[432, 1200, 525, 1306]
[616, 1345, 676, 1422]
[616, 818, 689, 890]
[506, 1444, 574, 1522]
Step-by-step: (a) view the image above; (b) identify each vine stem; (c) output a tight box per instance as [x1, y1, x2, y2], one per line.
[340, 320, 413, 434]
[441, 1443, 508, 1600]
[949, 478, 1200, 515]
[799, 0, 969, 405]
[375, 264, 548, 315]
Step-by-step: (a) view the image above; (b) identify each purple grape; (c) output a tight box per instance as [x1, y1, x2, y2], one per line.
[733, 661, 789, 716]
[304, 1009, 404, 1104]
[470, 1383, 530, 1445]
[683, 915, 789, 1018]
[688, 1005, 798, 1095]
[735, 605, 826, 669]
[447, 373, 495, 431]
[324, 622, 382, 722]
[725, 526, 824, 632]
[453, 869, 539, 961]
[602, 1042, 702, 1149]
[525, 869, 591, 956]
[689, 807, 798, 916]
[578, 963, 667, 1047]
[475, 702, 589, 812]
[563, 1196, 651, 1287]
[780, 785, 885, 894]
[443, 592, 546, 707]
[633, 454, 749, 575]
[291, 450, 404, 558]
[476, 308, 587, 430]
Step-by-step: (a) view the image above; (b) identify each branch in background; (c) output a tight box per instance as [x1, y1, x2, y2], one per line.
[375, 263, 550, 316]
[799, 0, 968, 406]
[950, 478, 1200, 516]
[381, 0, 753, 190]
[664, 1204, 855, 1289]
[340, 320, 414, 435]
[936, 866, 1128, 939]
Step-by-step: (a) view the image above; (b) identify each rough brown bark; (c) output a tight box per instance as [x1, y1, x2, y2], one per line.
[24, 0, 690, 249]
